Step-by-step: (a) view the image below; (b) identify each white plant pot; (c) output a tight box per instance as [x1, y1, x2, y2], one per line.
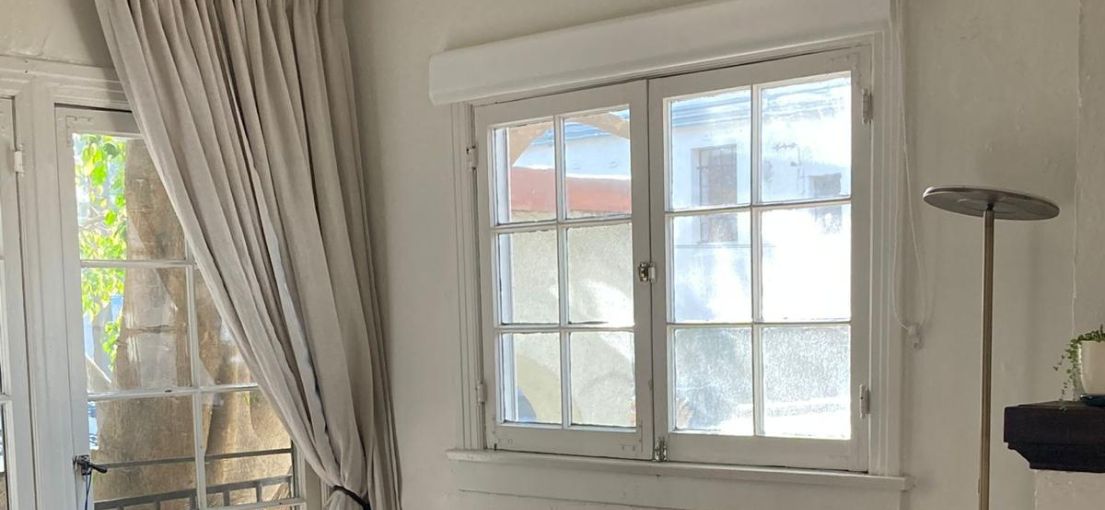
[1080, 342, 1105, 395]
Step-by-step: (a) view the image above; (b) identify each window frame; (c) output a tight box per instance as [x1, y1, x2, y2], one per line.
[0, 96, 37, 510]
[475, 82, 654, 459]
[471, 46, 880, 471]
[53, 107, 307, 510]
[648, 48, 872, 471]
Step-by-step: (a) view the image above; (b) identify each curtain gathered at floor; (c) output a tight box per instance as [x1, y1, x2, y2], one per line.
[94, 1, 400, 508]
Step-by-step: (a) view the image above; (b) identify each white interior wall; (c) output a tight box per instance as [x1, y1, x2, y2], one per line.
[0, 0, 1079, 508]
[1076, 0, 1105, 330]
[903, 1, 1077, 509]
[0, 0, 111, 66]
[348, 0, 1080, 508]
[1051, 0, 1105, 506]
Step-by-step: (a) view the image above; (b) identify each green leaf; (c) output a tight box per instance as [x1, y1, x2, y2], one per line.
[91, 162, 107, 186]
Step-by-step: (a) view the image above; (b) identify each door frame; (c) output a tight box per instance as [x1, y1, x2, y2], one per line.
[0, 56, 128, 510]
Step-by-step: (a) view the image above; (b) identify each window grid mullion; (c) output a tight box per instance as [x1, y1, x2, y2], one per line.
[497, 324, 635, 333]
[187, 262, 210, 509]
[492, 215, 630, 234]
[749, 83, 765, 437]
[81, 258, 191, 269]
[554, 115, 571, 430]
[560, 331, 571, 429]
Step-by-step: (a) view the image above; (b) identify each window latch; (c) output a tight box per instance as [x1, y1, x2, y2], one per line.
[74, 454, 108, 476]
[637, 261, 656, 283]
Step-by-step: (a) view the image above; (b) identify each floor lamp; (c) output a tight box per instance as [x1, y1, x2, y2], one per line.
[922, 185, 1060, 510]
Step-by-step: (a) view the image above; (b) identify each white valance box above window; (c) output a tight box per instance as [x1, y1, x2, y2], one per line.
[428, 0, 891, 105]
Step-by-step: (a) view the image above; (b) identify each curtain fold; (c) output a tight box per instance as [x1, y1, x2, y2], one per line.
[94, 1, 400, 508]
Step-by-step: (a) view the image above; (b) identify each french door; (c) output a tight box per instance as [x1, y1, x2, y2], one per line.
[53, 108, 303, 510]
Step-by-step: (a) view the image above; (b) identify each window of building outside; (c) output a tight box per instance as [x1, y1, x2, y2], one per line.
[475, 49, 869, 470]
[59, 108, 303, 509]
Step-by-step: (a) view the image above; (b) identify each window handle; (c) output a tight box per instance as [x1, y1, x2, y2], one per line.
[74, 454, 109, 475]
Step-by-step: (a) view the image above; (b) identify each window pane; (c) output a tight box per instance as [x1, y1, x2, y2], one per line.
[498, 230, 559, 324]
[570, 332, 635, 427]
[567, 223, 633, 325]
[72, 134, 185, 260]
[196, 274, 253, 386]
[761, 205, 850, 321]
[88, 397, 198, 510]
[762, 325, 850, 439]
[0, 413, 8, 510]
[493, 121, 555, 223]
[202, 391, 290, 456]
[671, 212, 751, 322]
[92, 461, 197, 509]
[501, 333, 561, 425]
[672, 328, 752, 435]
[82, 267, 191, 392]
[565, 108, 632, 218]
[88, 397, 197, 507]
[203, 391, 294, 507]
[760, 75, 851, 203]
[205, 453, 294, 507]
[668, 90, 751, 210]
[89, 397, 195, 463]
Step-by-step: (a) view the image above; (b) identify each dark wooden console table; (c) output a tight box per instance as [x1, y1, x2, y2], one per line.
[1005, 401, 1105, 473]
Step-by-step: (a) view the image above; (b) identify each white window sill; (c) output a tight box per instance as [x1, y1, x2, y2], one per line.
[448, 449, 911, 510]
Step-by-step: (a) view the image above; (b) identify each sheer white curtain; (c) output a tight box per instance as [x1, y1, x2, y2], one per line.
[95, 1, 400, 508]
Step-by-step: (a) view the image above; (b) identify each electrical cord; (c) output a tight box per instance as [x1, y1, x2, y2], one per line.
[83, 471, 92, 510]
[74, 455, 108, 510]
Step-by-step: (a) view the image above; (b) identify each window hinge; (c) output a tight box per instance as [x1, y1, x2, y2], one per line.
[861, 88, 874, 124]
[12, 146, 24, 175]
[476, 381, 487, 405]
[637, 261, 657, 283]
[859, 384, 871, 417]
[465, 144, 478, 172]
[652, 436, 669, 462]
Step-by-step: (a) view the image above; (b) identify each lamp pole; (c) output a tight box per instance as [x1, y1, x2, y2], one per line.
[979, 207, 993, 510]
[922, 186, 1059, 510]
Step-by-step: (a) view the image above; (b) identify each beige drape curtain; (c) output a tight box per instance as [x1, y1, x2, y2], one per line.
[94, 1, 400, 508]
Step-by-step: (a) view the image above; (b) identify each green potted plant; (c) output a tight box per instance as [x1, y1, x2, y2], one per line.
[1055, 325, 1105, 400]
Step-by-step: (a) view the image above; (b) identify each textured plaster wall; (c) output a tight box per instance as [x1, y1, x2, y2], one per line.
[902, 1, 1077, 509]
[1075, 0, 1105, 330]
[349, 0, 1080, 509]
[1035, 471, 1105, 510]
[0, 0, 111, 66]
[1037, 1, 1105, 508]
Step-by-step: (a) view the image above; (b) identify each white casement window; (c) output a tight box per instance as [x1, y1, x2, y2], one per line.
[0, 98, 35, 510]
[475, 48, 874, 470]
[54, 108, 306, 509]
